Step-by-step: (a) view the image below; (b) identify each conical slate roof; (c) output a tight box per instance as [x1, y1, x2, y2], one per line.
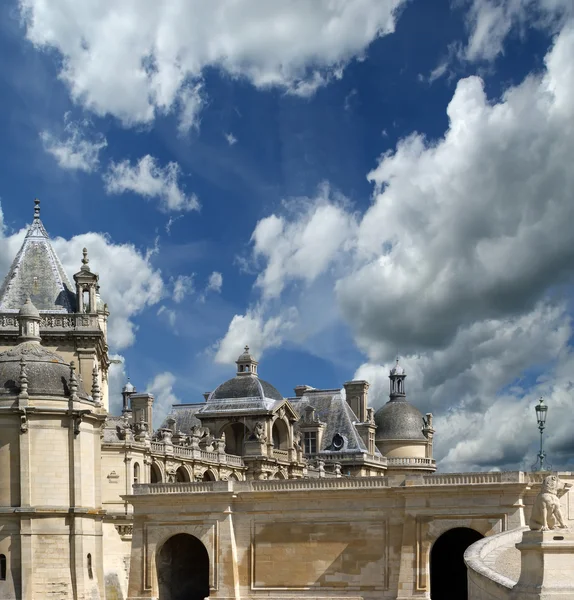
[0, 200, 76, 312]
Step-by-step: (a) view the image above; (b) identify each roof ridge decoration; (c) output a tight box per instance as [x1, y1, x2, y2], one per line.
[0, 199, 77, 313]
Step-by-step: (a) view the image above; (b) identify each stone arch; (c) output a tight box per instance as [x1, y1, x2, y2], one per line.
[272, 418, 290, 450]
[175, 466, 190, 482]
[221, 422, 249, 456]
[150, 462, 163, 483]
[202, 469, 217, 482]
[430, 527, 483, 600]
[157, 533, 209, 600]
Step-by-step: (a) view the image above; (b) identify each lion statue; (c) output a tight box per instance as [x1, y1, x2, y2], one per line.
[529, 474, 571, 531]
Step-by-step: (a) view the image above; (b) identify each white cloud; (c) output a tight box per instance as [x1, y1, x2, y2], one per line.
[157, 305, 176, 328]
[214, 18, 574, 471]
[206, 271, 223, 294]
[146, 371, 181, 428]
[178, 83, 205, 133]
[251, 184, 357, 299]
[52, 233, 165, 349]
[225, 133, 238, 146]
[40, 114, 107, 172]
[463, 0, 572, 62]
[214, 306, 298, 364]
[172, 274, 194, 303]
[104, 155, 199, 212]
[19, 0, 405, 126]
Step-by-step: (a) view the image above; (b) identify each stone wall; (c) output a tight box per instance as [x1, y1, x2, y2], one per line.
[125, 474, 534, 600]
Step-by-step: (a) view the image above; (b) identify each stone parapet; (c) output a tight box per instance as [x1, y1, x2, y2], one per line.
[511, 529, 574, 599]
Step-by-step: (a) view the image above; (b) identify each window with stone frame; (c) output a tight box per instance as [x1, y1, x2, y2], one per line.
[304, 431, 317, 454]
[133, 462, 140, 484]
[368, 430, 375, 454]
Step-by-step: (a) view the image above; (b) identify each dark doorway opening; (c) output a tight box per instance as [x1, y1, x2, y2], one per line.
[157, 533, 209, 600]
[430, 527, 483, 600]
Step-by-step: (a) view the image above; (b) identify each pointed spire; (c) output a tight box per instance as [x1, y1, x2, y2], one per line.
[91, 363, 102, 407]
[0, 200, 76, 311]
[18, 357, 29, 401]
[69, 360, 78, 401]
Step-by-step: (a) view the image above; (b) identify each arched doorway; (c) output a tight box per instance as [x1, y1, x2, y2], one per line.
[221, 422, 248, 455]
[430, 527, 483, 599]
[157, 533, 209, 600]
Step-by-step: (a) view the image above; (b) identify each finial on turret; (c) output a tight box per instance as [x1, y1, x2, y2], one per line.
[19, 357, 29, 401]
[34, 198, 40, 220]
[81, 247, 91, 272]
[92, 363, 102, 407]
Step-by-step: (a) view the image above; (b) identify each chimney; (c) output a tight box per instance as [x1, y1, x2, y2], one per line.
[294, 385, 314, 397]
[343, 380, 369, 423]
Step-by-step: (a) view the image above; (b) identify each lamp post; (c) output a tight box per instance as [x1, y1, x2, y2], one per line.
[534, 397, 548, 471]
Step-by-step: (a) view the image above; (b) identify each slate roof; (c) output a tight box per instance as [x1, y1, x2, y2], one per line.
[0, 204, 76, 312]
[161, 403, 203, 432]
[289, 389, 382, 456]
[0, 341, 89, 399]
[209, 374, 283, 402]
[374, 398, 426, 441]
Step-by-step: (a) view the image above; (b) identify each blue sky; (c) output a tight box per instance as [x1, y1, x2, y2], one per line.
[1, 0, 574, 471]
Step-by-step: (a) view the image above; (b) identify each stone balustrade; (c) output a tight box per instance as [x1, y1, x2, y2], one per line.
[0, 312, 101, 330]
[387, 457, 436, 467]
[149, 440, 245, 467]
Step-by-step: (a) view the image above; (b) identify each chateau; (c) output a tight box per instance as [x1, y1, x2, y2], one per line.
[0, 202, 573, 600]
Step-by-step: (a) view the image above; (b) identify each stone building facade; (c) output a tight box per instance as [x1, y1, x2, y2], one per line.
[0, 201, 572, 600]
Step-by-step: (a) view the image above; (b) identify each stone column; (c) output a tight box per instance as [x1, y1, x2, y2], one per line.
[511, 529, 574, 599]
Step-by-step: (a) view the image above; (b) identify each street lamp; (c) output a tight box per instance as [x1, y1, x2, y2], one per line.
[533, 397, 549, 471]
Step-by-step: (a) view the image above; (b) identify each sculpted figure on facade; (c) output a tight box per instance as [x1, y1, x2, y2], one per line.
[529, 474, 571, 531]
[250, 421, 267, 442]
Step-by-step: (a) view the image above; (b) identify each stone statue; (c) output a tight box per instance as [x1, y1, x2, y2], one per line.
[251, 421, 267, 443]
[529, 474, 571, 531]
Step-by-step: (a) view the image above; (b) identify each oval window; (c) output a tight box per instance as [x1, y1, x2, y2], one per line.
[332, 433, 344, 450]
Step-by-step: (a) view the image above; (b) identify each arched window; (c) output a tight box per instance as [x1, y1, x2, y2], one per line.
[133, 462, 140, 485]
[83, 289, 90, 312]
[87, 553, 93, 580]
[0, 554, 6, 580]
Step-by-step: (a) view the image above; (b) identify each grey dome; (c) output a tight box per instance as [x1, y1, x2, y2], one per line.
[0, 342, 89, 399]
[210, 374, 282, 401]
[19, 298, 40, 318]
[374, 399, 426, 441]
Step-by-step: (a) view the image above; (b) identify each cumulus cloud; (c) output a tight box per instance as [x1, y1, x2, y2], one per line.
[19, 0, 405, 126]
[215, 18, 574, 470]
[52, 233, 165, 349]
[172, 274, 194, 303]
[104, 155, 199, 212]
[146, 371, 181, 428]
[251, 184, 357, 299]
[225, 133, 238, 146]
[214, 306, 298, 364]
[206, 271, 223, 294]
[40, 114, 107, 172]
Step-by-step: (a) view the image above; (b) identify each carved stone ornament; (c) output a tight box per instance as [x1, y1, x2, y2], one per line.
[250, 421, 267, 443]
[529, 474, 571, 531]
